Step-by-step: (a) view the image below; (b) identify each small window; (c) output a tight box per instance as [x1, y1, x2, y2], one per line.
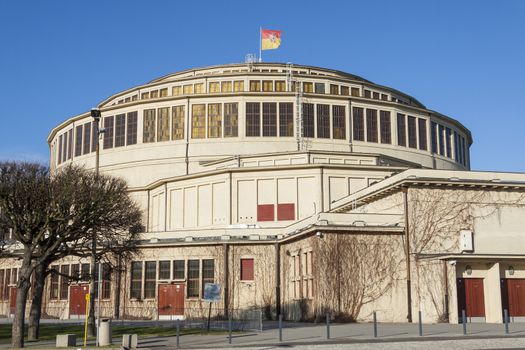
[330, 84, 339, 95]
[275, 81, 286, 92]
[172, 86, 182, 96]
[240, 258, 254, 281]
[373, 92, 380, 100]
[130, 261, 142, 299]
[221, 81, 232, 92]
[364, 90, 371, 98]
[173, 260, 185, 280]
[159, 261, 171, 280]
[183, 84, 193, 95]
[160, 88, 168, 98]
[233, 80, 244, 92]
[262, 80, 273, 92]
[150, 90, 159, 99]
[249, 80, 261, 92]
[187, 260, 200, 298]
[194, 83, 204, 94]
[202, 259, 214, 295]
[144, 261, 157, 299]
[351, 87, 360, 97]
[303, 82, 313, 93]
[381, 94, 388, 101]
[59, 265, 69, 300]
[141, 92, 150, 100]
[50, 265, 59, 300]
[314, 83, 325, 94]
[209, 82, 220, 93]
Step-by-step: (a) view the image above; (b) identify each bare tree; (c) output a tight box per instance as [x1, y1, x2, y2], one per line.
[0, 162, 142, 348]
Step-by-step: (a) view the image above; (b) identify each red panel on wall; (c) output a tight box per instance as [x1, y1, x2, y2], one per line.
[257, 204, 274, 221]
[277, 203, 295, 221]
[241, 258, 254, 281]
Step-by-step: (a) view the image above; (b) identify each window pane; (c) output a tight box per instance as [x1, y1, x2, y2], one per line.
[262, 103, 277, 137]
[150, 90, 158, 99]
[221, 81, 232, 92]
[351, 87, 360, 97]
[172, 86, 182, 96]
[332, 105, 346, 140]
[330, 84, 339, 95]
[302, 103, 314, 138]
[143, 109, 156, 143]
[75, 125, 83, 157]
[224, 103, 238, 137]
[160, 88, 168, 98]
[275, 81, 286, 92]
[246, 102, 260, 137]
[159, 261, 171, 280]
[366, 109, 378, 143]
[249, 80, 261, 92]
[115, 114, 126, 147]
[59, 265, 69, 300]
[364, 90, 371, 98]
[173, 260, 185, 280]
[126, 112, 138, 145]
[50, 265, 59, 299]
[208, 103, 222, 138]
[233, 80, 244, 92]
[397, 114, 406, 146]
[209, 82, 220, 93]
[67, 130, 73, 160]
[352, 107, 364, 141]
[432, 122, 438, 153]
[194, 83, 204, 94]
[315, 83, 325, 94]
[83, 122, 92, 154]
[262, 81, 273, 92]
[408, 116, 417, 149]
[171, 106, 185, 140]
[187, 260, 200, 298]
[380, 111, 391, 144]
[316, 104, 330, 138]
[279, 103, 294, 137]
[303, 82, 313, 93]
[341, 86, 350, 96]
[144, 261, 157, 299]
[202, 259, 214, 295]
[141, 92, 150, 99]
[103, 116, 115, 150]
[438, 125, 445, 155]
[157, 107, 170, 142]
[445, 128, 452, 157]
[192, 104, 206, 139]
[183, 85, 193, 95]
[418, 119, 428, 151]
[130, 262, 142, 299]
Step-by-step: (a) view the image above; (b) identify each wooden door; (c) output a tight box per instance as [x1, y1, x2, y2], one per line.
[158, 283, 184, 316]
[9, 288, 17, 315]
[507, 279, 525, 316]
[465, 278, 485, 317]
[69, 285, 89, 316]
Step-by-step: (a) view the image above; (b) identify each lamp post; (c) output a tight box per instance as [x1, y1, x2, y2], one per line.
[90, 108, 102, 346]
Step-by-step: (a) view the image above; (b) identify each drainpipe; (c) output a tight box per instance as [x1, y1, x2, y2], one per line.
[402, 186, 413, 323]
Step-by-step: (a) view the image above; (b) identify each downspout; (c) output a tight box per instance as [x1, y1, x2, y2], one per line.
[402, 186, 413, 322]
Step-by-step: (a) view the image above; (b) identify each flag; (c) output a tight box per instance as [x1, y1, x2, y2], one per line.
[261, 29, 282, 50]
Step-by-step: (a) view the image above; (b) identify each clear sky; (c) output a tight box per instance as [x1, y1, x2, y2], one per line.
[0, 0, 524, 171]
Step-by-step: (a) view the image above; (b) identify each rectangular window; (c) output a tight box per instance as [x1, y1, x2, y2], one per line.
[330, 84, 339, 95]
[364, 89, 371, 98]
[353, 107, 364, 141]
[431, 122, 438, 153]
[158, 261, 171, 280]
[461, 137, 467, 166]
[50, 265, 59, 299]
[380, 111, 391, 144]
[157, 108, 170, 142]
[160, 88, 168, 98]
[275, 80, 286, 92]
[114, 114, 126, 147]
[80, 263, 90, 281]
[454, 131, 459, 161]
[341, 86, 350, 95]
[59, 265, 69, 300]
[397, 114, 406, 146]
[262, 102, 277, 136]
[373, 92, 380, 100]
[262, 80, 273, 92]
[173, 260, 185, 280]
[71, 264, 79, 281]
[381, 94, 389, 101]
[194, 83, 204, 94]
[279, 103, 294, 137]
[183, 84, 193, 95]
[172, 86, 182, 96]
[187, 260, 200, 298]
[102, 116, 113, 149]
[67, 129, 73, 160]
[332, 105, 345, 140]
[366, 109, 378, 142]
[249, 80, 261, 92]
[62, 132, 68, 162]
[4, 269, 11, 300]
[314, 83, 325, 94]
[102, 263, 111, 300]
[83, 122, 92, 155]
[408, 116, 417, 149]
[240, 258, 254, 281]
[191, 104, 206, 139]
[221, 81, 232, 92]
[141, 92, 150, 100]
[150, 90, 158, 99]
[171, 106, 185, 140]
[143, 109, 156, 143]
[126, 111, 138, 145]
[317, 104, 330, 138]
[201, 259, 214, 295]
[277, 203, 295, 221]
[130, 262, 142, 299]
[224, 103, 238, 137]
[207, 103, 222, 138]
[445, 127, 452, 157]
[209, 82, 220, 93]
[438, 125, 445, 155]
[144, 261, 156, 299]
[418, 119, 428, 151]
[303, 82, 313, 93]
[246, 102, 260, 137]
[75, 125, 83, 157]
[233, 80, 244, 92]
[0, 270, 4, 300]
[58, 135, 63, 164]
[351, 87, 360, 97]
[302, 103, 314, 138]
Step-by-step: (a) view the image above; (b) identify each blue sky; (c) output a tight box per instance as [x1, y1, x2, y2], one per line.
[0, 0, 524, 171]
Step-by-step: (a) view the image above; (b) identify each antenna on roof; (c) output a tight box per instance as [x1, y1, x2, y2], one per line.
[245, 54, 257, 63]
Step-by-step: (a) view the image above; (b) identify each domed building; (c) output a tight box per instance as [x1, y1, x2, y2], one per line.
[2, 63, 524, 325]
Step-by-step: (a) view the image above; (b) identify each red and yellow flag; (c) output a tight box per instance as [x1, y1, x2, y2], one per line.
[261, 29, 282, 50]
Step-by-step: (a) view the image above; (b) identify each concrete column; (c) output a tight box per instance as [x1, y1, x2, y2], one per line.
[485, 262, 502, 323]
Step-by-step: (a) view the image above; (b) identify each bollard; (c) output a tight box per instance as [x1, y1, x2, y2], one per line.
[373, 311, 377, 338]
[462, 309, 467, 335]
[326, 313, 330, 339]
[279, 314, 283, 342]
[418, 310, 423, 336]
[504, 309, 509, 334]
[176, 319, 180, 348]
[228, 315, 232, 344]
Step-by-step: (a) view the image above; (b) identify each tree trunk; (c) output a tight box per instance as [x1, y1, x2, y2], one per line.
[12, 259, 32, 348]
[27, 265, 46, 341]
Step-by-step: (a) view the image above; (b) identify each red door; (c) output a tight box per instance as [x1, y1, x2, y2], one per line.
[506, 279, 525, 316]
[465, 278, 485, 317]
[9, 288, 17, 315]
[69, 285, 89, 316]
[158, 284, 184, 317]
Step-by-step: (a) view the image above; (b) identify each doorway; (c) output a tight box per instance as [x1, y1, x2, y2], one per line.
[457, 278, 485, 322]
[158, 283, 185, 320]
[69, 285, 89, 318]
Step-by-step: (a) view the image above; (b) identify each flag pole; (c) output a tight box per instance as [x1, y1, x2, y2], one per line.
[259, 27, 262, 62]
